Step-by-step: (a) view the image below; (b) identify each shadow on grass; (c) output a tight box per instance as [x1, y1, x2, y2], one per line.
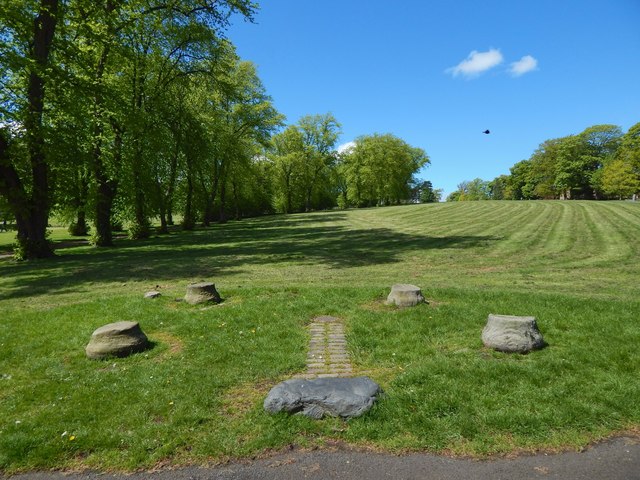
[0, 213, 499, 299]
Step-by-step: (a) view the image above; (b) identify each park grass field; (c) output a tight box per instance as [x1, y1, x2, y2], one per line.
[1, 201, 639, 472]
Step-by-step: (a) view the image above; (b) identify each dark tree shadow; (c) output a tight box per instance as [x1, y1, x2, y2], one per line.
[0, 213, 500, 299]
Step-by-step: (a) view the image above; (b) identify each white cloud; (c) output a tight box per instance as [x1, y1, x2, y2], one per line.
[509, 55, 538, 76]
[337, 141, 356, 154]
[446, 49, 504, 78]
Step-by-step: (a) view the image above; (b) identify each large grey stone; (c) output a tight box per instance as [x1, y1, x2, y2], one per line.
[264, 376, 381, 419]
[86, 321, 149, 360]
[184, 282, 221, 305]
[385, 284, 425, 307]
[482, 314, 545, 353]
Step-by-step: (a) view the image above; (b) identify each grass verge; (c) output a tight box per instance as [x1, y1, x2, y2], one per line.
[1, 201, 639, 472]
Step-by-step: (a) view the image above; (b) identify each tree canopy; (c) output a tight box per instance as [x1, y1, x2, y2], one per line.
[338, 133, 430, 208]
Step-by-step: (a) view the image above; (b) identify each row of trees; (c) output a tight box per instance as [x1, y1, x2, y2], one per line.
[0, 1, 431, 260]
[268, 127, 431, 213]
[0, 0, 265, 259]
[447, 123, 640, 201]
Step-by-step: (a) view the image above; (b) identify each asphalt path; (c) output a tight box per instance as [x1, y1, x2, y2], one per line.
[6, 436, 639, 480]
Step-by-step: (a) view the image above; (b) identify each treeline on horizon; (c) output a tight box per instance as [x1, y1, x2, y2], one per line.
[448, 123, 640, 202]
[0, 0, 429, 260]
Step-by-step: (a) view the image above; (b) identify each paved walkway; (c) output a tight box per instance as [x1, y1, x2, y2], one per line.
[294, 316, 354, 379]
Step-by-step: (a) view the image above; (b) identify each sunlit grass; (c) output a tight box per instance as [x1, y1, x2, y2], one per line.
[1, 201, 639, 472]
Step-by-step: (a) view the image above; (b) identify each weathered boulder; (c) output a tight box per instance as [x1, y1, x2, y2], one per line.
[144, 291, 161, 299]
[482, 314, 545, 353]
[264, 376, 381, 419]
[385, 284, 425, 307]
[184, 282, 221, 305]
[86, 321, 149, 359]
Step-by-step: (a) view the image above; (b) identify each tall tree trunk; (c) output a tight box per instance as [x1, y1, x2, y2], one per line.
[7, 0, 59, 259]
[92, 126, 111, 246]
[201, 160, 220, 227]
[202, 197, 214, 227]
[218, 182, 227, 223]
[90, 2, 119, 247]
[131, 148, 150, 238]
[285, 172, 293, 214]
[93, 122, 121, 247]
[182, 155, 195, 230]
[157, 195, 168, 233]
[154, 164, 169, 234]
[165, 147, 179, 226]
[305, 186, 313, 212]
[232, 178, 240, 220]
[200, 176, 213, 227]
[218, 163, 229, 223]
[129, 63, 150, 239]
[0, 133, 31, 250]
[94, 172, 116, 246]
[70, 169, 89, 235]
[71, 209, 89, 236]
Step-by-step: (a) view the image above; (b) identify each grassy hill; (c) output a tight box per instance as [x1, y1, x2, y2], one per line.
[1, 201, 639, 471]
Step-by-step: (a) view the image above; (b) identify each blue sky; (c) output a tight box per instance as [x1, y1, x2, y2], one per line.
[227, 0, 640, 197]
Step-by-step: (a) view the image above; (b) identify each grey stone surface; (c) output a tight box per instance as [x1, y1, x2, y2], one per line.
[482, 314, 545, 353]
[144, 291, 161, 299]
[85, 321, 149, 360]
[385, 284, 425, 307]
[184, 282, 221, 305]
[264, 376, 381, 419]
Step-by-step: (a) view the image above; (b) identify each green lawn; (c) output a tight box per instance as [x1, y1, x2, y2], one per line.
[1, 201, 639, 472]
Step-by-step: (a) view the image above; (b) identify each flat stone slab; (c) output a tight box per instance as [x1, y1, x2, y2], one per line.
[264, 376, 381, 419]
[184, 282, 221, 305]
[385, 284, 425, 307]
[482, 314, 545, 353]
[86, 321, 149, 360]
[144, 291, 161, 299]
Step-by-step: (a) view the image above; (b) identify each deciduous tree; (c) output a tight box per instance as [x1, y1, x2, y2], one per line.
[341, 134, 429, 207]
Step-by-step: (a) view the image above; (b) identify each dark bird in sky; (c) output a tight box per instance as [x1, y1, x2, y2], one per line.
[483, 129, 490, 134]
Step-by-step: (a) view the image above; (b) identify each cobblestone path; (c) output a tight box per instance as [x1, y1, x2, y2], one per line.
[295, 315, 354, 378]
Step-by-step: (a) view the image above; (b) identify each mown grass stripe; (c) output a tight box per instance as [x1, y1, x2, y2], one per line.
[539, 201, 578, 259]
[488, 201, 556, 257]
[1, 201, 639, 472]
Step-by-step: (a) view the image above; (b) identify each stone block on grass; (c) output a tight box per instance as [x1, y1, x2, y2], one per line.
[86, 321, 149, 360]
[264, 376, 381, 419]
[184, 282, 221, 305]
[482, 314, 545, 353]
[385, 284, 425, 307]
